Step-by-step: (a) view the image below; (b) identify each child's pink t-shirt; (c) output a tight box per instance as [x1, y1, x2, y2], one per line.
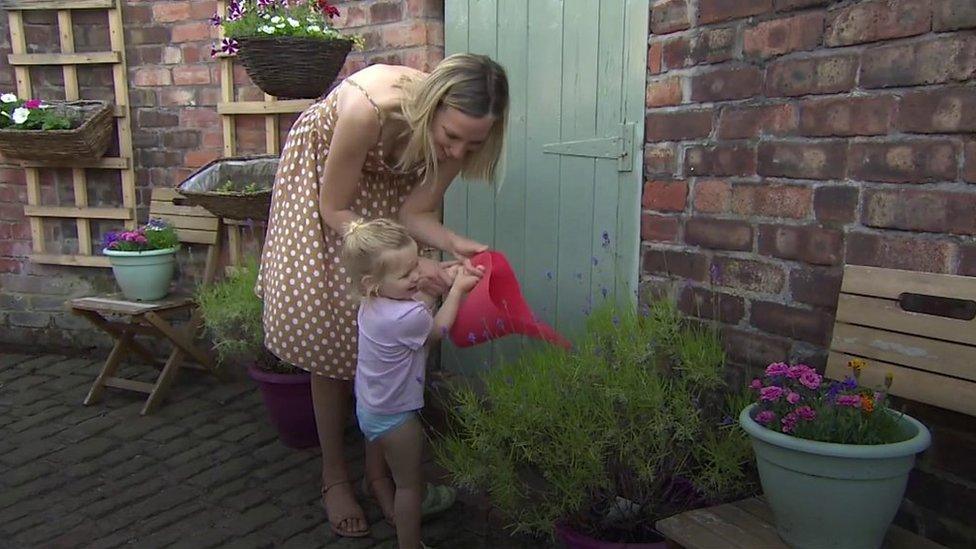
[355, 297, 433, 415]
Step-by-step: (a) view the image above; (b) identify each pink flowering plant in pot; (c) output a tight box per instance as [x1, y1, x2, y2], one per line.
[739, 359, 931, 549]
[102, 219, 180, 301]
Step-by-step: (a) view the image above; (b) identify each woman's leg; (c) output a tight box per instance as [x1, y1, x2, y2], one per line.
[364, 440, 396, 522]
[380, 415, 425, 549]
[311, 374, 368, 536]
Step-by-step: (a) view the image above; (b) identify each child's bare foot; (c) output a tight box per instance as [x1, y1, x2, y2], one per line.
[364, 476, 396, 524]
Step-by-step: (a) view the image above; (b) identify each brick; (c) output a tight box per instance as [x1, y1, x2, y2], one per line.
[648, 41, 663, 74]
[699, 0, 773, 24]
[825, 0, 930, 47]
[171, 22, 211, 43]
[405, 0, 443, 18]
[861, 35, 976, 88]
[690, 65, 763, 102]
[814, 185, 859, 224]
[849, 140, 958, 183]
[846, 231, 954, 273]
[382, 21, 433, 48]
[663, 36, 691, 69]
[685, 143, 756, 176]
[370, 1, 403, 23]
[733, 183, 812, 219]
[751, 301, 832, 345]
[799, 95, 895, 137]
[184, 149, 221, 169]
[651, 0, 691, 34]
[161, 88, 196, 107]
[693, 179, 732, 213]
[133, 67, 172, 87]
[152, 2, 191, 23]
[790, 266, 842, 308]
[8, 312, 51, 328]
[641, 214, 680, 242]
[744, 11, 824, 59]
[933, 0, 976, 31]
[645, 110, 713, 142]
[172, 65, 211, 86]
[759, 224, 843, 265]
[722, 326, 791, 367]
[642, 248, 709, 281]
[125, 27, 171, 46]
[718, 103, 796, 139]
[643, 180, 688, 212]
[692, 26, 740, 64]
[863, 188, 976, 236]
[757, 140, 847, 180]
[965, 140, 976, 183]
[959, 244, 976, 276]
[774, 0, 830, 10]
[765, 54, 858, 97]
[163, 130, 201, 149]
[645, 144, 678, 177]
[646, 77, 683, 107]
[713, 256, 786, 292]
[686, 218, 753, 251]
[678, 285, 745, 323]
[180, 108, 221, 129]
[897, 87, 976, 134]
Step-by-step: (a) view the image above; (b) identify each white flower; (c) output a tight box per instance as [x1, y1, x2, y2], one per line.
[263, 13, 271, 19]
[275, 22, 285, 28]
[287, 17, 300, 27]
[12, 107, 29, 124]
[307, 25, 322, 33]
[270, 15, 282, 23]
[260, 25, 275, 34]
[1, 93, 17, 103]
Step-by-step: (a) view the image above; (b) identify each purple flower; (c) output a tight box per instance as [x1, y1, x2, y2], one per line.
[601, 287, 609, 299]
[826, 381, 842, 401]
[765, 362, 790, 377]
[257, 0, 276, 9]
[786, 391, 801, 405]
[591, 256, 599, 266]
[759, 386, 784, 402]
[601, 230, 611, 248]
[799, 371, 822, 390]
[749, 378, 762, 390]
[795, 406, 816, 421]
[611, 315, 620, 326]
[102, 231, 119, 249]
[220, 38, 240, 55]
[781, 412, 798, 433]
[755, 410, 776, 425]
[467, 332, 477, 344]
[545, 271, 553, 280]
[842, 375, 858, 391]
[835, 394, 861, 408]
[496, 318, 505, 331]
[720, 415, 734, 426]
[787, 364, 812, 379]
[209, 12, 223, 26]
[574, 272, 583, 281]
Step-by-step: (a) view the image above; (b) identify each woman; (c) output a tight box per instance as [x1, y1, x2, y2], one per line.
[257, 53, 509, 538]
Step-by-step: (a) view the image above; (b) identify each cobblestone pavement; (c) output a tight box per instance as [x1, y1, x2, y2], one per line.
[0, 353, 550, 549]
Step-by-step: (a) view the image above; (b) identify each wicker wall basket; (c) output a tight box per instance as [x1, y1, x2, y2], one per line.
[235, 36, 353, 99]
[177, 155, 279, 222]
[0, 100, 113, 162]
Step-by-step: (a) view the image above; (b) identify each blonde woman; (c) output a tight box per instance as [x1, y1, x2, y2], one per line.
[257, 54, 509, 538]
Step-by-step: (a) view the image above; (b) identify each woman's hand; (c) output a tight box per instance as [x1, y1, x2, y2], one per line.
[416, 257, 454, 296]
[450, 234, 489, 277]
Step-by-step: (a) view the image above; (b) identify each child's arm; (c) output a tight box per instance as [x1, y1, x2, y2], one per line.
[428, 268, 479, 342]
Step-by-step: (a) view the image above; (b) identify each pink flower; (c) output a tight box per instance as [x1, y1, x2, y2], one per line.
[765, 362, 789, 377]
[749, 378, 762, 390]
[787, 364, 812, 379]
[799, 371, 822, 390]
[755, 410, 776, 425]
[134, 235, 148, 244]
[781, 412, 798, 433]
[23, 99, 41, 109]
[786, 391, 801, 405]
[835, 394, 861, 408]
[795, 406, 816, 421]
[760, 386, 784, 402]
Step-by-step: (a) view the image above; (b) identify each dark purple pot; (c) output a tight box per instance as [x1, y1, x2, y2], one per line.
[554, 523, 667, 549]
[247, 365, 319, 449]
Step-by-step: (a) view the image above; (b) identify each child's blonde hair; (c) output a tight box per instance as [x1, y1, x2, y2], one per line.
[395, 53, 509, 185]
[341, 218, 416, 297]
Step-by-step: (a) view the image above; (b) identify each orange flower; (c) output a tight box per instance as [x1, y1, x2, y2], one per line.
[860, 394, 875, 413]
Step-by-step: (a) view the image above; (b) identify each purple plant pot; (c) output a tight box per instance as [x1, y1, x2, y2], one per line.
[247, 365, 319, 449]
[554, 523, 667, 549]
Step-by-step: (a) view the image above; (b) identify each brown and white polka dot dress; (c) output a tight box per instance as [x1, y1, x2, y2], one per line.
[257, 80, 424, 380]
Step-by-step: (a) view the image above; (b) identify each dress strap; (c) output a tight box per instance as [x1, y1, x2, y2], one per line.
[344, 78, 383, 122]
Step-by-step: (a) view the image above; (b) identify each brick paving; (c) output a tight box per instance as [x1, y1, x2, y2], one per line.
[0, 353, 549, 549]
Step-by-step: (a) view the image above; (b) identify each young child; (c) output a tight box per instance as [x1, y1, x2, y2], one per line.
[342, 218, 479, 549]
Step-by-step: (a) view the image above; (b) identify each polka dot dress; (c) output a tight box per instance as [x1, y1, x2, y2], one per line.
[256, 80, 424, 380]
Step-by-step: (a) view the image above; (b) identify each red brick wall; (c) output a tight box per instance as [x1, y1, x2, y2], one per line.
[0, 0, 444, 349]
[643, 0, 976, 545]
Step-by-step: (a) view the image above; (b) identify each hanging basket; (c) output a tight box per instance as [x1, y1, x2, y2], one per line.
[234, 36, 353, 99]
[177, 154, 278, 222]
[0, 100, 113, 162]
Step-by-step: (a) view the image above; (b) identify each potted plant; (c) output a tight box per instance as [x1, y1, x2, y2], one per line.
[437, 301, 756, 547]
[102, 219, 180, 301]
[0, 93, 113, 161]
[195, 259, 319, 449]
[210, 0, 364, 99]
[739, 359, 931, 549]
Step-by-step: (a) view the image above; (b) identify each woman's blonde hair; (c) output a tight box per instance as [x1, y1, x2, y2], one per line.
[396, 53, 509, 185]
[341, 218, 415, 297]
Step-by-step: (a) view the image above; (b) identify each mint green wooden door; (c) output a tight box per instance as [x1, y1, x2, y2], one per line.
[443, 0, 648, 375]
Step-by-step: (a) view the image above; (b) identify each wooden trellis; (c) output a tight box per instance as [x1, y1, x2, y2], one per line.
[2, 0, 135, 268]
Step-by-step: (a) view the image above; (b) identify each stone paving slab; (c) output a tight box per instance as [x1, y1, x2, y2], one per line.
[0, 353, 550, 548]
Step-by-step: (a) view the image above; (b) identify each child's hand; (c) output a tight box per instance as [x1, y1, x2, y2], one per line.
[451, 266, 481, 294]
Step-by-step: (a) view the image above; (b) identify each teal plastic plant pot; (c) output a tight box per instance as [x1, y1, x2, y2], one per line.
[103, 246, 180, 301]
[739, 403, 931, 549]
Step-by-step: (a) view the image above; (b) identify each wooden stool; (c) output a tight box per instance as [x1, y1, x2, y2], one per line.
[655, 496, 945, 549]
[69, 188, 228, 414]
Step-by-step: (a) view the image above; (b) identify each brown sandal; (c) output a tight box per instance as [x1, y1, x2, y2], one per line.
[322, 479, 370, 538]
